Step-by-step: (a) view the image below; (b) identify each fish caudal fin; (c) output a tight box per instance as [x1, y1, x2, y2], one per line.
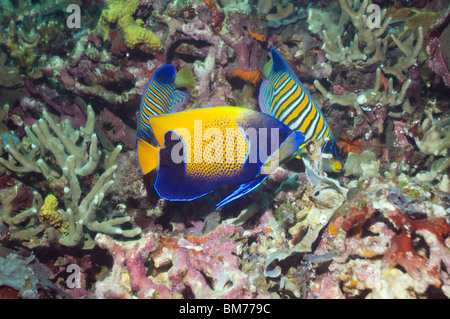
[137, 138, 160, 175]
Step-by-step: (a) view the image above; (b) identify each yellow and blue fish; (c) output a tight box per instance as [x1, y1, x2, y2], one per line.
[137, 65, 304, 208]
[137, 64, 190, 147]
[259, 49, 342, 173]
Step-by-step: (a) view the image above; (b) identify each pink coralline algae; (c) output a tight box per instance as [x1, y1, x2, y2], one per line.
[426, 9, 450, 88]
[311, 181, 450, 298]
[94, 224, 262, 299]
[1, 0, 450, 300]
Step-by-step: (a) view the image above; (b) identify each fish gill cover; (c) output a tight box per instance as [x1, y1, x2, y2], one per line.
[0, 0, 449, 300]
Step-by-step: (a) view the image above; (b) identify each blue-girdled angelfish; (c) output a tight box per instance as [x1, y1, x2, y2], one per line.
[137, 64, 192, 146]
[258, 49, 342, 173]
[136, 65, 304, 208]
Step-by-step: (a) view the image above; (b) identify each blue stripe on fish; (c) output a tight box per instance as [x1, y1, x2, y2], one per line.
[137, 64, 189, 146]
[258, 49, 339, 162]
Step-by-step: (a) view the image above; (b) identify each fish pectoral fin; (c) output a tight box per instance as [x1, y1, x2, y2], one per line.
[174, 66, 195, 89]
[137, 138, 160, 175]
[215, 176, 268, 209]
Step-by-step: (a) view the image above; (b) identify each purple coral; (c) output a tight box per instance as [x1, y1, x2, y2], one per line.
[94, 224, 260, 299]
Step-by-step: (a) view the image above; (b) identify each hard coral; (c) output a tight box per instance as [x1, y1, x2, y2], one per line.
[307, 0, 424, 82]
[0, 105, 141, 248]
[97, 0, 162, 51]
[316, 177, 450, 298]
[95, 224, 259, 299]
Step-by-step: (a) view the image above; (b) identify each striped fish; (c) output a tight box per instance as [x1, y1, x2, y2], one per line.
[137, 64, 190, 147]
[258, 49, 341, 172]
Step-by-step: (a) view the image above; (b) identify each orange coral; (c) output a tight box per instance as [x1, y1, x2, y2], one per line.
[234, 69, 260, 86]
[328, 223, 339, 236]
[337, 140, 364, 154]
[248, 29, 266, 42]
[203, 0, 217, 11]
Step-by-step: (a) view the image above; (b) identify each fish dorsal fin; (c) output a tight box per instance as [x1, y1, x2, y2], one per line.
[271, 48, 289, 74]
[171, 90, 189, 113]
[140, 64, 190, 117]
[137, 138, 160, 175]
[258, 79, 274, 116]
[154, 64, 176, 84]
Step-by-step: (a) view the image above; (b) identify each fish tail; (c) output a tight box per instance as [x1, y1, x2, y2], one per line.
[137, 138, 160, 175]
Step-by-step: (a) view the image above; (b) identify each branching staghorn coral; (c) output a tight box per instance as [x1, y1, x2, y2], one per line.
[0, 183, 45, 245]
[307, 0, 390, 65]
[314, 67, 411, 109]
[255, 0, 295, 22]
[381, 26, 424, 82]
[0, 105, 141, 247]
[307, 0, 424, 82]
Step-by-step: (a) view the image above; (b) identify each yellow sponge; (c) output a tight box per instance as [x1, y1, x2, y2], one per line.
[97, 0, 162, 51]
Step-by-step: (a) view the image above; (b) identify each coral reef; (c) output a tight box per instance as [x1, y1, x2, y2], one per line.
[311, 176, 450, 298]
[0, 105, 141, 248]
[0, 252, 69, 298]
[96, 0, 162, 52]
[0, 0, 449, 300]
[94, 223, 259, 298]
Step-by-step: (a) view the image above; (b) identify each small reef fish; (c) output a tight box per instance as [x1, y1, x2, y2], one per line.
[136, 64, 304, 208]
[259, 48, 342, 173]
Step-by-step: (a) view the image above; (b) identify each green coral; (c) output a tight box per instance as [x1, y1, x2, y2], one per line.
[97, 0, 162, 51]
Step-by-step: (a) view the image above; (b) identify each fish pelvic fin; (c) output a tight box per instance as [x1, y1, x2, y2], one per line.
[215, 176, 268, 209]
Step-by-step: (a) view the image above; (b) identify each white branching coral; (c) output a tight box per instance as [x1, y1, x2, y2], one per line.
[307, 0, 424, 82]
[314, 67, 411, 109]
[0, 105, 141, 247]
